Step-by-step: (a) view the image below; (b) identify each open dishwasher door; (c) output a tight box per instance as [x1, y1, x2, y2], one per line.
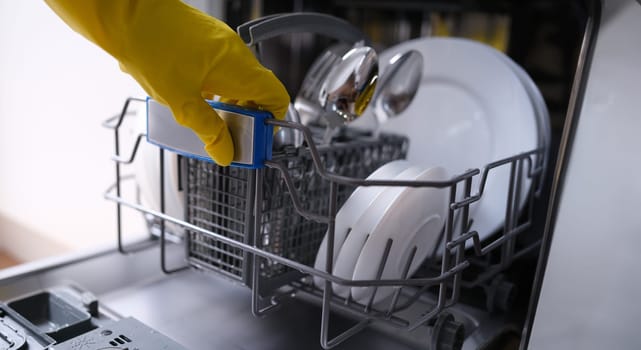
[525, 0, 641, 349]
[0, 1, 621, 349]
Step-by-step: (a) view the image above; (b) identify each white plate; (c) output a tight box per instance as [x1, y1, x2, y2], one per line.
[497, 54, 551, 171]
[360, 37, 538, 246]
[331, 165, 424, 298]
[349, 166, 449, 304]
[313, 160, 410, 289]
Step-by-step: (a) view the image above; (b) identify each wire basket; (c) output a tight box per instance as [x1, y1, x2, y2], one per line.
[105, 97, 547, 349]
[186, 132, 409, 290]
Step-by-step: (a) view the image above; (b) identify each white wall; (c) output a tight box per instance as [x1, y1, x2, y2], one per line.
[0, 1, 147, 260]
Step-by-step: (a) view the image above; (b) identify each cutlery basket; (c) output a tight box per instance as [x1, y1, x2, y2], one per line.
[185, 131, 408, 291]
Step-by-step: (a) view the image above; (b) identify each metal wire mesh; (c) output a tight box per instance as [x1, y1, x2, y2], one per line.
[186, 163, 253, 281]
[186, 132, 408, 284]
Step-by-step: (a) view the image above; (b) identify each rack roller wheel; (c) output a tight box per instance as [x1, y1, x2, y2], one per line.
[430, 312, 464, 350]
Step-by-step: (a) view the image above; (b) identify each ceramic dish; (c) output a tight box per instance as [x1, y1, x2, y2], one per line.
[313, 160, 410, 289]
[497, 54, 551, 174]
[356, 37, 538, 247]
[330, 166, 426, 298]
[349, 166, 449, 304]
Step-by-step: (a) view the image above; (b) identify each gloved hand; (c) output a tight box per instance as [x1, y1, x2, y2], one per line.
[45, 0, 290, 166]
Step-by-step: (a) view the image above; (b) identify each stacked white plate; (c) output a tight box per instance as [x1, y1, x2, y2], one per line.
[314, 161, 450, 304]
[315, 37, 549, 303]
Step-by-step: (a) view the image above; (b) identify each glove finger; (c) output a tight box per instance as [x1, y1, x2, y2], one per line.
[168, 97, 234, 166]
[204, 63, 290, 121]
[253, 69, 290, 121]
[218, 98, 281, 134]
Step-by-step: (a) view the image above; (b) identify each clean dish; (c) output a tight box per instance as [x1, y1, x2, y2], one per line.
[313, 160, 410, 289]
[350, 166, 449, 304]
[356, 37, 538, 247]
[496, 54, 551, 173]
[330, 166, 424, 298]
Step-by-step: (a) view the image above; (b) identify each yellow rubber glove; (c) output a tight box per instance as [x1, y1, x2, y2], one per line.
[45, 0, 290, 166]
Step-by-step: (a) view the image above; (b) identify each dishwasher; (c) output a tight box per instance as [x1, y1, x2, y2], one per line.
[1, 0, 640, 349]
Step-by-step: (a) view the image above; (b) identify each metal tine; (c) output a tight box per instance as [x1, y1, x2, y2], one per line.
[455, 159, 538, 288]
[507, 157, 525, 263]
[385, 246, 418, 317]
[319, 181, 375, 350]
[500, 160, 518, 268]
[520, 151, 539, 179]
[321, 183, 336, 319]
[383, 174, 451, 315]
[532, 148, 546, 195]
[265, 160, 330, 223]
[500, 161, 516, 267]
[439, 184, 457, 293]
[526, 160, 538, 225]
[111, 98, 155, 255]
[344, 293, 353, 306]
[391, 236, 471, 312]
[382, 183, 456, 331]
[111, 134, 145, 164]
[324, 182, 338, 304]
[518, 153, 544, 199]
[405, 267, 461, 330]
[449, 223, 531, 258]
[448, 176, 472, 305]
[450, 151, 539, 211]
[159, 148, 189, 274]
[528, 153, 546, 197]
[407, 183, 457, 332]
[102, 110, 137, 128]
[102, 97, 145, 129]
[449, 179, 534, 258]
[292, 279, 411, 327]
[252, 169, 281, 316]
[470, 149, 543, 202]
[364, 238, 394, 313]
[408, 296, 446, 332]
[392, 284, 435, 314]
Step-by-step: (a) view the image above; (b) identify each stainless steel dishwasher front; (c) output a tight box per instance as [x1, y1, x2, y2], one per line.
[524, 0, 641, 348]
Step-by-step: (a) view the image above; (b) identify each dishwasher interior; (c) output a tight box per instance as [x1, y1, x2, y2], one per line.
[0, 0, 597, 349]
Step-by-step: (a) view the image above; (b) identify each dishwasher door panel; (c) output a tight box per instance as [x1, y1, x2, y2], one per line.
[527, 0, 641, 348]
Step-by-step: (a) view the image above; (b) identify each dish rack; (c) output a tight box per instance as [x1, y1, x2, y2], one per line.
[104, 98, 546, 350]
[102, 13, 548, 350]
